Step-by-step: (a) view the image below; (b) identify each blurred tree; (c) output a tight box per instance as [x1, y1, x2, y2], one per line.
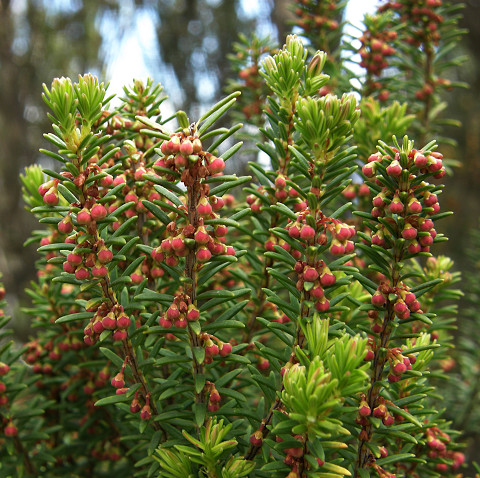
[0, 0, 107, 320]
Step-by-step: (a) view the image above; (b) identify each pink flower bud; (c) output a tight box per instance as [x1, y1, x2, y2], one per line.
[4, 421, 17, 437]
[117, 315, 131, 329]
[196, 247, 212, 262]
[75, 266, 90, 281]
[320, 272, 336, 287]
[167, 305, 180, 321]
[197, 198, 213, 217]
[315, 298, 330, 312]
[389, 197, 403, 214]
[97, 248, 113, 264]
[310, 285, 324, 299]
[275, 175, 286, 189]
[58, 216, 73, 234]
[43, 187, 59, 206]
[214, 225, 228, 237]
[174, 317, 187, 328]
[158, 316, 172, 328]
[92, 263, 108, 277]
[205, 343, 219, 356]
[407, 198, 422, 214]
[330, 240, 345, 256]
[414, 153, 427, 168]
[90, 204, 107, 221]
[371, 291, 386, 307]
[303, 267, 319, 282]
[424, 192, 438, 207]
[359, 401, 371, 417]
[113, 174, 126, 186]
[186, 305, 200, 321]
[300, 225, 315, 242]
[402, 224, 417, 240]
[174, 154, 188, 168]
[113, 329, 127, 341]
[180, 139, 194, 157]
[140, 404, 151, 421]
[393, 362, 407, 375]
[100, 174, 113, 187]
[192, 138, 203, 153]
[0, 362, 10, 376]
[373, 404, 386, 418]
[111, 372, 125, 389]
[102, 313, 117, 330]
[130, 397, 141, 413]
[194, 226, 210, 244]
[77, 208, 92, 225]
[208, 157, 225, 174]
[288, 223, 301, 238]
[386, 160, 402, 177]
[219, 342, 232, 357]
[171, 236, 186, 253]
[362, 163, 376, 178]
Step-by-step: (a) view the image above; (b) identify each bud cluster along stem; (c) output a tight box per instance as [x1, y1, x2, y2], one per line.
[152, 126, 235, 412]
[354, 137, 451, 475]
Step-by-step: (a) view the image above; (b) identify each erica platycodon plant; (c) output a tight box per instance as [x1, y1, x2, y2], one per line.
[0, 3, 472, 477]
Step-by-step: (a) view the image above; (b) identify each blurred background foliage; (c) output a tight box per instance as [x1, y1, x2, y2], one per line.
[1, 0, 480, 452]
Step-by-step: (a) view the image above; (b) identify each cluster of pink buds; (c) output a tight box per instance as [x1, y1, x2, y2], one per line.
[199, 333, 232, 364]
[206, 381, 221, 412]
[380, 0, 443, 47]
[156, 133, 225, 185]
[154, 212, 234, 269]
[62, 238, 113, 281]
[272, 174, 301, 202]
[386, 347, 416, 383]
[425, 427, 465, 471]
[293, 0, 340, 33]
[371, 282, 422, 322]
[342, 183, 371, 201]
[39, 178, 60, 206]
[129, 390, 152, 421]
[107, 173, 159, 230]
[83, 303, 131, 345]
[364, 149, 443, 255]
[363, 149, 445, 180]
[359, 27, 396, 79]
[158, 293, 200, 329]
[0, 361, 10, 407]
[362, 397, 395, 427]
[294, 260, 336, 312]
[287, 212, 355, 256]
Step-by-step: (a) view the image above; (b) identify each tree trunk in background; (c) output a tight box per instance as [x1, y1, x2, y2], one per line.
[0, 0, 37, 310]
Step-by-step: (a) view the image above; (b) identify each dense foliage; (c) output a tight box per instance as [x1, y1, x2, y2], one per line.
[0, 1, 475, 477]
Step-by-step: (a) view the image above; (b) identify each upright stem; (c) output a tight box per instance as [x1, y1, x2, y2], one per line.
[185, 180, 206, 407]
[354, 245, 403, 476]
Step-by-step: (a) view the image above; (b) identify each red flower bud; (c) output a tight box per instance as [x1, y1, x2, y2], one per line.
[58, 216, 73, 234]
[111, 372, 125, 389]
[90, 204, 107, 221]
[208, 157, 225, 174]
[300, 225, 315, 242]
[97, 248, 113, 264]
[77, 208, 92, 225]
